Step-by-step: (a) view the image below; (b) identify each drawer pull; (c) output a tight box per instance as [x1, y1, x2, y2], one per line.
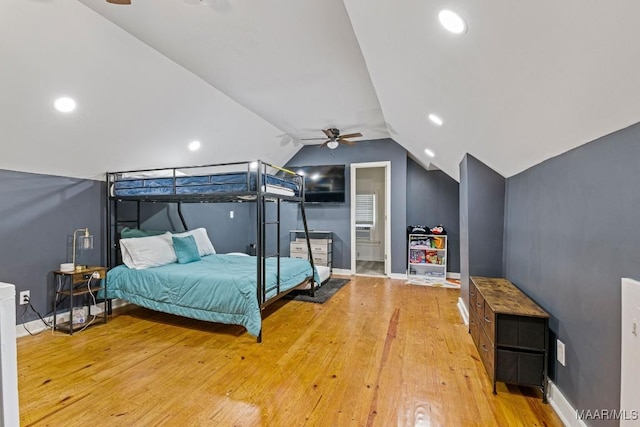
[481, 344, 488, 353]
[476, 302, 482, 308]
[484, 316, 492, 324]
[470, 291, 475, 296]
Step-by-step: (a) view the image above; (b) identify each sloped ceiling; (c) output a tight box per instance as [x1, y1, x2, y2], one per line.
[2, 0, 640, 181]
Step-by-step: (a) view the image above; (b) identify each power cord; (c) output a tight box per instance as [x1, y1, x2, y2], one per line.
[75, 276, 98, 333]
[20, 296, 52, 336]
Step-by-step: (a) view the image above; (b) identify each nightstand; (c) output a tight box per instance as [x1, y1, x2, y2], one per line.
[53, 266, 107, 334]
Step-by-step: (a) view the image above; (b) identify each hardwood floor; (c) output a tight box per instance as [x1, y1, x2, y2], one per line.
[17, 276, 562, 426]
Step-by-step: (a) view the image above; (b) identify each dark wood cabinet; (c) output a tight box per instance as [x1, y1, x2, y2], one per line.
[469, 276, 549, 402]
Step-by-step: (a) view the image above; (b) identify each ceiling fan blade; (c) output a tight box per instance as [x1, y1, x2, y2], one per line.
[300, 137, 327, 141]
[319, 140, 330, 148]
[322, 129, 334, 138]
[339, 132, 362, 139]
[106, 0, 132, 4]
[339, 139, 356, 146]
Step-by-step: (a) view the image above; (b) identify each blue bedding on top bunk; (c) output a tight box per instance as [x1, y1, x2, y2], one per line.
[113, 172, 299, 196]
[105, 254, 314, 336]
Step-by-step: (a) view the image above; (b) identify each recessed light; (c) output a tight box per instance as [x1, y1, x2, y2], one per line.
[428, 114, 444, 126]
[54, 97, 76, 113]
[424, 149, 435, 157]
[438, 10, 467, 34]
[188, 140, 201, 151]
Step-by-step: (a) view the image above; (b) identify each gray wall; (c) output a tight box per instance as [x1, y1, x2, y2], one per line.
[459, 154, 505, 307]
[504, 122, 640, 425]
[0, 169, 104, 323]
[406, 158, 460, 272]
[139, 202, 254, 254]
[285, 138, 408, 273]
[128, 140, 461, 276]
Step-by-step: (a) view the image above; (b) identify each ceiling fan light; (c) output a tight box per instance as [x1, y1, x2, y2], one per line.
[327, 140, 339, 150]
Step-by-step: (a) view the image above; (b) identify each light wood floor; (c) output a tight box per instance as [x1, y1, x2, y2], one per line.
[17, 276, 562, 427]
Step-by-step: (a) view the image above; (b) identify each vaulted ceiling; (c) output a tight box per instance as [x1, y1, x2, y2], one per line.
[2, 1, 640, 181]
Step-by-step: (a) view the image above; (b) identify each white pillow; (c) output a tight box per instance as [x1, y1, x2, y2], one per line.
[120, 232, 177, 270]
[172, 228, 215, 256]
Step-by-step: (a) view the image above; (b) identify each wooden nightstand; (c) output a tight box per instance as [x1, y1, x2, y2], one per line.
[53, 266, 107, 334]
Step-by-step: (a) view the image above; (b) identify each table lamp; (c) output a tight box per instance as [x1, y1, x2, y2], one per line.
[72, 228, 93, 271]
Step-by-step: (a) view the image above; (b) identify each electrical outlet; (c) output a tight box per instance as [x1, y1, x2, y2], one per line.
[229, 210, 234, 219]
[19, 290, 30, 305]
[91, 271, 100, 279]
[557, 339, 566, 366]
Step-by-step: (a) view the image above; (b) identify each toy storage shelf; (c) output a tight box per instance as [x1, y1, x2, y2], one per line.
[407, 234, 447, 284]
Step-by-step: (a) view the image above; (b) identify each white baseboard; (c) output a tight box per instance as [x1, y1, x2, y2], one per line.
[16, 299, 129, 338]
[331, 268, 352, 276]
[457, 297, 469, 325]
[547, 380, 586, 427]
[447, 272, 461, 279]
[16, 313, 63, 338]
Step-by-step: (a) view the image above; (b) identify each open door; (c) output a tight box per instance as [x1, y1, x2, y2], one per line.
[350, 162, 391, 276]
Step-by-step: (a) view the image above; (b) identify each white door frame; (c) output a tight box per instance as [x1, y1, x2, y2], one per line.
[350, 161, 391, 276]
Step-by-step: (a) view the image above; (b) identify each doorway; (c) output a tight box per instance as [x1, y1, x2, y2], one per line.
[350, 162, 391, 276]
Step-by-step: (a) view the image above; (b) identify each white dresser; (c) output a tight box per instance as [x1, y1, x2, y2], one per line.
[289, 230, 333, 270]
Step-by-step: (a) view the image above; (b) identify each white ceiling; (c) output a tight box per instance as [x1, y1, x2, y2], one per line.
[2, 0, 640, 181]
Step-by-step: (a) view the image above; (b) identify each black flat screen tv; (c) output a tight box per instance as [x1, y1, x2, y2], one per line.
[289, 164, 346, 203]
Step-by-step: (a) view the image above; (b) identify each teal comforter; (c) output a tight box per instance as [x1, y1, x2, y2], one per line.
[106, 254, 314, 336]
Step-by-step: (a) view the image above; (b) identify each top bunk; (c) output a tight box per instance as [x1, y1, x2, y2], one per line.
[107, 160, 305, 203]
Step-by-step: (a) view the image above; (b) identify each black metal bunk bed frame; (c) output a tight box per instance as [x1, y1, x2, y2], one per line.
[105, 160, 317, 342]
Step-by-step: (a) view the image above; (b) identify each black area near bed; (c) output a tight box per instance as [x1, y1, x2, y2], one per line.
[285, 278, 350, 304]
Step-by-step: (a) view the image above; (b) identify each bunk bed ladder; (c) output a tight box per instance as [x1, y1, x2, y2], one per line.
[299, 202, 317, 297]
[177, 202, 188, 231]
[256, 164, 265, 343]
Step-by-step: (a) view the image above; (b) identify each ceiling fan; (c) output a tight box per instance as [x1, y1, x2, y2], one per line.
[301, 128, 363, 149]
[106, 0, 132, 4]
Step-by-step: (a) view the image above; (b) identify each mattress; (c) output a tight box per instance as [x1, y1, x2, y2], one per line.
[105, 254, 315, 336]
[112, 172, 299, 197]
[298, 265, 331, 289]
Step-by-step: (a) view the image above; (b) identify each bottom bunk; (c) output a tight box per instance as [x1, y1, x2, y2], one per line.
[106, 253, 316, 337]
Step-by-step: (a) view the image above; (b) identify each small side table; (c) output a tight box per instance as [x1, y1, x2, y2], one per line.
[53, 266, 107, 334]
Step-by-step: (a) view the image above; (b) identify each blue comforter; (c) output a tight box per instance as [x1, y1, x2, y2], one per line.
[106, 254, 314, 336]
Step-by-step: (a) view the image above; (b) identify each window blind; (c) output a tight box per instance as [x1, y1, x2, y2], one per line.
[355, 194, 375, 227]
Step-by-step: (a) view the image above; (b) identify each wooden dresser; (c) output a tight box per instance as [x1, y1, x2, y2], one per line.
[469, 276, 549, 402]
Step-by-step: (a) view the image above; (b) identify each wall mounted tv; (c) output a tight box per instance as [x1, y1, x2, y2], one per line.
[289, 164, 346, 203]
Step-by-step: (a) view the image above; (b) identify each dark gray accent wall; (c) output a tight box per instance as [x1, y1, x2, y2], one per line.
[139, 202, 254, 254]
[406, 158, 460, 272]
[0, 169, 104, 323]
[459, 154, 505, 307]
[285, 138, 408, 273]
[504, 122, 640, 425]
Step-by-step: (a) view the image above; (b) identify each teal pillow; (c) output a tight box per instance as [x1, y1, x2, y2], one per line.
[121, 227, 168, 239]
[172, 235, 201, 264]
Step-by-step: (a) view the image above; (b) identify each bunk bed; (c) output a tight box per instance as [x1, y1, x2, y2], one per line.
[105, 161, 319, 342]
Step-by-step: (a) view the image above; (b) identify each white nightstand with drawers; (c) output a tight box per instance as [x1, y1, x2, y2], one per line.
[289, 230, 333, 270]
